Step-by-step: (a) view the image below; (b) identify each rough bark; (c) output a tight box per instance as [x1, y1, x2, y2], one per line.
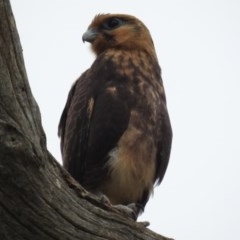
[0, 1, 173, 239]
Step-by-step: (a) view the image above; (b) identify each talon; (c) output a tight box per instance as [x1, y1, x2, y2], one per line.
[113, 204, 137, 220]
[137, 221, 150, 227]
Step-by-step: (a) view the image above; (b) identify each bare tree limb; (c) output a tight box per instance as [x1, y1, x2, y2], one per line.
[0, 1, 173, 239]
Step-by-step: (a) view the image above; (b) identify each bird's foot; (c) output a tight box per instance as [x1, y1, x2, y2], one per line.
[94, 193, 134, 218]
[94, 192, 149, 226]
[97, 194, 138, 220]
[113, 203, 150, 227]
[113, 203, 138, 220]
[137, 221, 150, 227]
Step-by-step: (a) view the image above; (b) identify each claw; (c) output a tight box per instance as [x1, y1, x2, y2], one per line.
[113, 203, 138, 220]
[94, 192, 147, 223]
[138, 221, 150, 227]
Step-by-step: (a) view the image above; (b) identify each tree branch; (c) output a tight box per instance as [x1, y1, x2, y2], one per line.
[0, 1, 173, 239]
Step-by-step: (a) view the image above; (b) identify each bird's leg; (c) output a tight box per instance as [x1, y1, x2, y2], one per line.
[94, 191, 112, 205]
[93, 191, 136, 218]
[114, 203, 139, 220]
[114, 203, 150, 227]
[93, 191, 149, 226]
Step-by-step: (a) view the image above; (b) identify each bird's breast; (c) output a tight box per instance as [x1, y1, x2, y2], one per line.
[100, 111, 157, 205]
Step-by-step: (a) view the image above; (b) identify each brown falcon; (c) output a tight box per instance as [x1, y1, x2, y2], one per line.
[58, 13, 172, 218]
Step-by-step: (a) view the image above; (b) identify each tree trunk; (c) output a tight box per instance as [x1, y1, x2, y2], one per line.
[0, 1, 173, 239]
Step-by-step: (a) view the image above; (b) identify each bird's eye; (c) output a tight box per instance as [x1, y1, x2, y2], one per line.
[102, 18, 123, 30]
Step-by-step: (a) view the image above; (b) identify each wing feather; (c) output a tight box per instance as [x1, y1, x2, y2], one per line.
[58, 70, 91, 181]
[155, 104, 172, 185]
[58, 56, 132, 189]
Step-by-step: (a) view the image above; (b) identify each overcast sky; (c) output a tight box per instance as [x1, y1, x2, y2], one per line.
[11, 1, 240, 239]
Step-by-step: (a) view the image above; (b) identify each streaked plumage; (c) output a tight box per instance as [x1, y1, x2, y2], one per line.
[58, 14, 172, 218]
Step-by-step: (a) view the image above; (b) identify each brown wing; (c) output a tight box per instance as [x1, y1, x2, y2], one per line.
[58, 55, 132, 190]
[58, 80, 77, 153]
[58, 69, 92, 178]
[155, 103, 172, 185]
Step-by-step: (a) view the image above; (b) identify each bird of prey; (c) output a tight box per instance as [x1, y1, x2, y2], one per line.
[58, 14, 172, 219]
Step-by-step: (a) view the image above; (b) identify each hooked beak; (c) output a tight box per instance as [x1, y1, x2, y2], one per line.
[82, 28, 98, 43]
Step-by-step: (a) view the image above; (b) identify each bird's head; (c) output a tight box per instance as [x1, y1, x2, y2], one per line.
[82, 14, 157, 58]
